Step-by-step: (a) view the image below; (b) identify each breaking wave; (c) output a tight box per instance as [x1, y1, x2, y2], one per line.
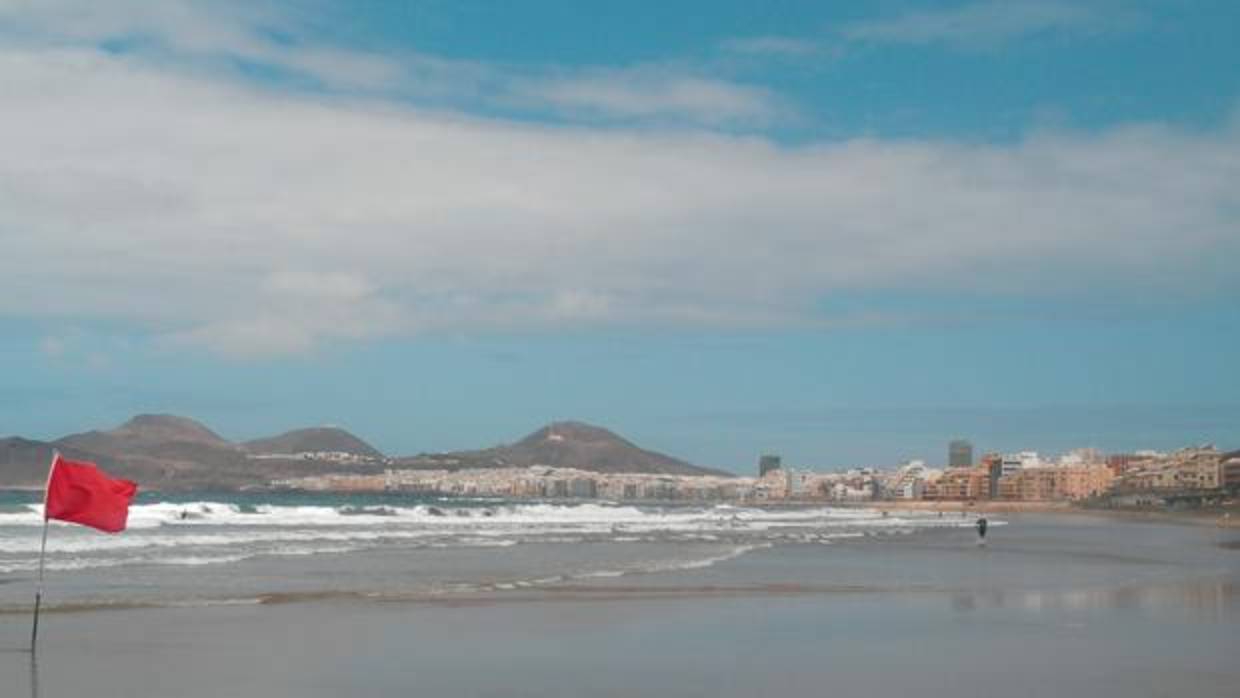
[0, 498, 989, 574]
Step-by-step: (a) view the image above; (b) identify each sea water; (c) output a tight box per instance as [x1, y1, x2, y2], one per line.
[0, 490, 982, 608]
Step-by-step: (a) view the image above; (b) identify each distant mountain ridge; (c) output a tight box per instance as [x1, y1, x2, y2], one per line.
[244, 427, 383, 458]
[0, 436, 126, 488]
[399, 421, 729, 477]
[56, 413, 235, 456]
[0, 415, 725, 489]
[112, 414, 230, 446]
[1, 415, 384, 490]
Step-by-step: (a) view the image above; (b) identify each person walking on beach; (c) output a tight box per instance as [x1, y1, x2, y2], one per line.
[975, 517, 988, 547]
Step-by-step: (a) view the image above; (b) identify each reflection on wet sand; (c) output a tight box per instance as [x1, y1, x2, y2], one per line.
[29, 650, 38, 698]
[951, 577, 1238, 620]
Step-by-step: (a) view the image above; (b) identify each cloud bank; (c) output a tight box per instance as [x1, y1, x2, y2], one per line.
[0, 0, 783, 128]
[0, 2, 1237, 357]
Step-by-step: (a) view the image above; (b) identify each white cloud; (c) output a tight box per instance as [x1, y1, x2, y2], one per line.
[516, 67, 783, 127]
[841, 1, 1113, 47]
[715, 2, 1136, 64]
[0, 3, 1236, 358]
[0, 0, 781, 128]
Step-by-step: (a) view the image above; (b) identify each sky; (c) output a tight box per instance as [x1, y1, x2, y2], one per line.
[1, 0, 1238, 473]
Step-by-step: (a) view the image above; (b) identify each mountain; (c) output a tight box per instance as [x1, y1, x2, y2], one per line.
[399, 421, 729, 477]
[49, 414, 249, 489]
[1, 415, 726, 490]
[0, 414, 385, 491]
[0, 437, 126, 488]
[243, 427, 383, 458]
[110, 414, 229, 446]
[56, 413, 232, 454]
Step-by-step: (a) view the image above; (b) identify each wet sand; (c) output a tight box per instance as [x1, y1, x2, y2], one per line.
[845, 499, 1240, 525]
[2, 514, 1238, 697]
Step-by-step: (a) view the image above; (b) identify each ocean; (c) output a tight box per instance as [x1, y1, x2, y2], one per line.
[1, 490, 980, 608]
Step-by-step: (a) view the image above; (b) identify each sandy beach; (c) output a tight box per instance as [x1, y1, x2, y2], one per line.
[2, 510, 1238, 698]
[840, 499, 1240, 527]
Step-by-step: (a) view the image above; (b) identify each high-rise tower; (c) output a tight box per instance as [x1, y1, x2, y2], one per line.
[948, 440, 973, 468]
[759, 454, 782, 477]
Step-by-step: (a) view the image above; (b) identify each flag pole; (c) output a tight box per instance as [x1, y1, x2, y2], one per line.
[31, 451, 58, 652]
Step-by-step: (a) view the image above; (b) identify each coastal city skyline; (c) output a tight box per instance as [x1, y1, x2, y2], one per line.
[4, 410, 1233, 486]
[4, 406, 1237, 476]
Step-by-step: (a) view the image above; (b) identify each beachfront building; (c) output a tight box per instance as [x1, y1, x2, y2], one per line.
[1118, 446, 1224, 492]
[830, 481, 874, 501]
[1223, 451, 1240, 492]
[981, 453, 1004, 498]
[275, 442, 1224, 504]
[996, 464, 1113, 501]
[782, 469, 836, 499]
[923, 467, 990, 501]
[1000, 451, 1043, 477]
[1057, 448, 1104, 467]
[1106, 451, 1161, 477]
[890, 460, 933, 499]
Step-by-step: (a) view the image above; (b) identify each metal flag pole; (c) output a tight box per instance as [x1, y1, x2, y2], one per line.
[31, 451, 58, 652]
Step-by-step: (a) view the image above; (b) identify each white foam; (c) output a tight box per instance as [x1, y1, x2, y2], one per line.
[570, 543, 771, 581]
[2, 500, 969, 530]
[0, 499, 998, 573]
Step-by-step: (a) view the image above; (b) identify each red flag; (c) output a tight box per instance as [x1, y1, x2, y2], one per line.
[44, 454, 137, 533]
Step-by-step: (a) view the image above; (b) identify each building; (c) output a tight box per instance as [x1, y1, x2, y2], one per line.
[1107, 453, 1150, 476]
[981, 453, 1004, 499]
[1059, 448, 1103, 466]
[569, 478, 598, 499]
[948, 440, 973, 468]
[1222, 451, 1240, 492]
[891, 460, 929, 499]
[759, 454, 782, 478]
[924, 467, 989, 501]
[1000, 451, 1042, 478]
[997, 464, 1113, 501]
[1119, 446, 1224, 492]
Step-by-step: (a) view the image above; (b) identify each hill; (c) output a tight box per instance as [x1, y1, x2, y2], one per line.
[1, 414, 385, 491]
[0, 437, 126, 488]
[1, 416, 726, 489]
[49, 414, 250, 489]
[399, 421, 729, 477]
[55, 413, 232, 454]
[243, 427, 383, 458]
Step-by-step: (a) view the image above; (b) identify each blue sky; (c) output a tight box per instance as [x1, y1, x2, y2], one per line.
[1, 1, 1237, 472]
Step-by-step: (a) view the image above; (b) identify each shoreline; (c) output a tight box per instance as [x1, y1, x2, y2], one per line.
[0, 583, 933, 617]
[823, 499, 1240, 527]
[829, 499, 1073, 514]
